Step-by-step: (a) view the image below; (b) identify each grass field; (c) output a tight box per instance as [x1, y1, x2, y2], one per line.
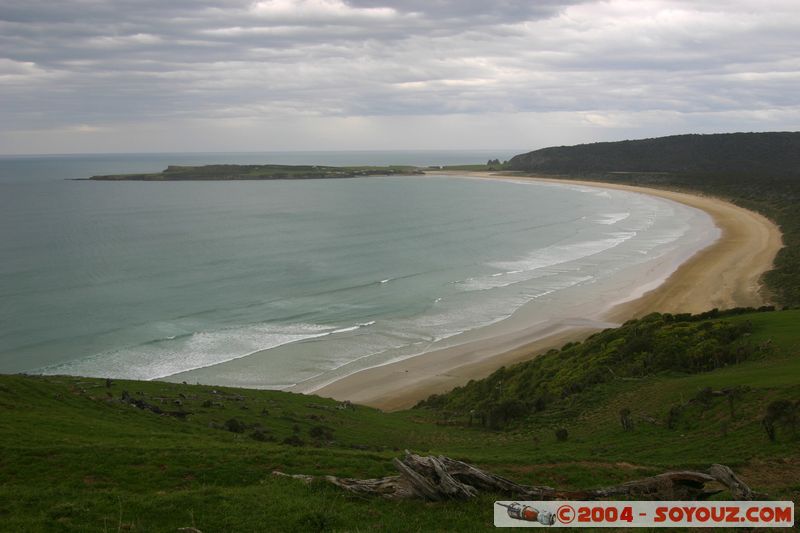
[1, 310, 798, 531]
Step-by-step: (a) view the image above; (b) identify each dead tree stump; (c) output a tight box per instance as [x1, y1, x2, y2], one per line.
[273, 451, 757, 502]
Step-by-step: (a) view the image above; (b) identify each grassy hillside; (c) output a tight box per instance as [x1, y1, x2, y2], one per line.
[2, 310, 798, 531]
[506, 132, 800, 307]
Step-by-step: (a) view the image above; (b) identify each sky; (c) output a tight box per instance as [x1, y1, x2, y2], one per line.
[1, 0, 799, 155]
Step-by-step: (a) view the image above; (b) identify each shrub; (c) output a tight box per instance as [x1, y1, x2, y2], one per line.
[250, 429, 273, 442]
[282, 435, 305, 447]
[762, 400, 799, 442]
[309, 425, 334, 441]
[224, 418, 245, 433]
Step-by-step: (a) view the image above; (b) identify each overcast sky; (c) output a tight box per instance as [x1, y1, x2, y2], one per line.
[1, 0, 798, 154]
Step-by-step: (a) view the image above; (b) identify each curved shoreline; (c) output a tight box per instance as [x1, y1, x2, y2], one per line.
[309, 172, 783, 411]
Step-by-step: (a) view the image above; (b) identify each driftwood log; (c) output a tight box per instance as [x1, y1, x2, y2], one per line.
[273, 451, 758, 502]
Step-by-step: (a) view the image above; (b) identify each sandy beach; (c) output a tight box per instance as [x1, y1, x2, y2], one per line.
[309, 172, 783, 411]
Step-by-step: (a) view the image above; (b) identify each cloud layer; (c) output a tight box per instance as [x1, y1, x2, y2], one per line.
[1, 0, 798, 154]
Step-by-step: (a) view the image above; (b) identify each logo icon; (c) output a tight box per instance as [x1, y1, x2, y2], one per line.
[497, 502, 556, 525]
[557, 504, 576, 524]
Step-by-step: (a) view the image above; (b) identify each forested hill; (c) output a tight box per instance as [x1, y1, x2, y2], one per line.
[506, 132, 800, 308]
[507, 132, 800, 176]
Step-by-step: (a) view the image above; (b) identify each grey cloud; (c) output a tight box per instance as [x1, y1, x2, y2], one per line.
[0, 0, 799, 153]
[344, 0, 587, 22]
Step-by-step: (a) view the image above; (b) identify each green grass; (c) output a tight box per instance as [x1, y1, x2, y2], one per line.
[1, 310, 798, 531]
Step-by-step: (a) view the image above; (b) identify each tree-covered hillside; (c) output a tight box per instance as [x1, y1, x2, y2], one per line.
[507, 132, 800, 177]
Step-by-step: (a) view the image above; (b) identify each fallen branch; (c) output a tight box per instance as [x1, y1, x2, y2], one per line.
[708, 463, 756, 500]
[273, 451, 757, 502]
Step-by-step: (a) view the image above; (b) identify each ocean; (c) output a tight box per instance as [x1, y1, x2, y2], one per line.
[0, 151, 718, 389]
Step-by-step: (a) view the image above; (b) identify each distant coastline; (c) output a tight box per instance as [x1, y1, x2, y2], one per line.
[84, 163, 424, 181]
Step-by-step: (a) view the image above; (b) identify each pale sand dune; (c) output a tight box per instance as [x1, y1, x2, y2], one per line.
[310, 173, 783, 411]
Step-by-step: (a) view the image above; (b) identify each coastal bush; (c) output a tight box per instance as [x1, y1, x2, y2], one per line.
[309, 425, 335, 441]
[762, 399, 799, 442]
[417, 311, 773, 427]
[486, 400, 527, 429]
[250, 429, 274, 442]
[224, 418, 245, 433]
[282, 435, 305, 447]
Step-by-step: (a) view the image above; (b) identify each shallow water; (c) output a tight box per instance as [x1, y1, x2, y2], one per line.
[0, 152, 717, 388]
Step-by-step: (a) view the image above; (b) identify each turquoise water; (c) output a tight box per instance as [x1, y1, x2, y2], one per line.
[0, 152, 716, 388]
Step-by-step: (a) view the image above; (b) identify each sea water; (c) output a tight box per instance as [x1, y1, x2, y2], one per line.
[0, 151, 718, 388]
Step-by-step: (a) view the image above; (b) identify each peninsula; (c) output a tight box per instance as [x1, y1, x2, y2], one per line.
[88, 163, 424, 181]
